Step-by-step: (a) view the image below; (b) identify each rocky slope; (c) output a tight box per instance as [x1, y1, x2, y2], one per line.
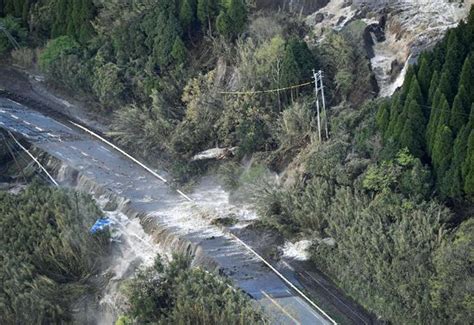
[306, 0, 473, 97]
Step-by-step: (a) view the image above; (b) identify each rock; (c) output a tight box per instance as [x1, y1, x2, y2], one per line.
[390, 59, 403, 81]
[191, 147, 238, 162]
[314, 12, 325, 24]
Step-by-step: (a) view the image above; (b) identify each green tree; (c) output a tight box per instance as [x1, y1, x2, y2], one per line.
[432, 125, 454, 194]
[179, 0, 196, 33]
[77, 0, 96, 43]
[463, 128, 474, 198]
[399, 100, 425, 157]
[440, 32, 466, 104]
[92, 61, 124, 108]
[39, 35, 79, 71]
[376, 100, 391, 134]
[428, 70, 440, 105]
[227, 0, 247, 35]
[197, 0, 217, 33]
[216, 10, 232, 39]
[417, 54, 432, 97]
[449, 85, 469, 135]
[458, 54, 474, 103]
[171, 36, 187, 64]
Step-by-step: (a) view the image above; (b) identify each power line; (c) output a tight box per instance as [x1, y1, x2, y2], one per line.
[7, 131, 59, 187]
[418, 104, 472, 117]
[218, 80, 315, 95]
[1, 134, 27, 183]
[69, 120, 337, 324]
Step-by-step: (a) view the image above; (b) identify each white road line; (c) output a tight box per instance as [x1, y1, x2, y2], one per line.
[22, 120, 31, 125]
[0, 109, 5, 113]
[69, 119, 336, 324]
[52, 119, 73, 131]
[261, 290, 301, 325]
[6, 98, 21, 106]
[35, 126, 44, 132]
[10, 114, 19, 119]
[80, 151, 90, 157]
[230, 234, 336, 324]
[99, 145, 111, 153]
[69, 121, 171, 187]
[70, 145, 78, 150]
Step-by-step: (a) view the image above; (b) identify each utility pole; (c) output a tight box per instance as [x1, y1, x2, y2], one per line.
[319, 70, 329, 139]
[312, 69, 329, 142]
[313, 69, 322, 142]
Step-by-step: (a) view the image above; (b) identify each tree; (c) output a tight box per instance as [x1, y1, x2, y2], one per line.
[449, 85, 469, 135]
[77, 0, 96, 43]
[428, 70, 440, 105]
[463, 129, 474, 197]
[92, 61, 124, 109]
[376, 100, 391, 134]
[445, 122, 470, 199]
[39, 35, 79, 71]
[458, 54, 474, 103]
[399, 100, 425, 157]
[432, 125, 454, 193]
[216, 10, 232, 39]
[417, 54, 432, 97]
[179, 0, 196, 34]
[171, 36, 187, 65]
[197, 0, 217, 33]
[440, 32, 466, 104]
[152, 13, 183, 67]
[227, 0, 247, 35]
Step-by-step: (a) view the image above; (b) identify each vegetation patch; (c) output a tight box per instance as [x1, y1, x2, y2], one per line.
[117, 254, 267, 324]
[0, 183, 110, 324]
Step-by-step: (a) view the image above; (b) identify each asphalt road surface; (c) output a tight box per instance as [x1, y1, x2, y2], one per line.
[0, 96, 335, 325]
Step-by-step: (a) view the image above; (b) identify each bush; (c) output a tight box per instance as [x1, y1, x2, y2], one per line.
[39, 36, 79, 71]
[119, 254, 267, 324]
[11, 47, 37, 68]
[276, 100, 316, 149]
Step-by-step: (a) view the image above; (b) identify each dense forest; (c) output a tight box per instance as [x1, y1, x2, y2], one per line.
[0, 1, 473, 324]
[377, 19, 474, 201]
[0, 183, 110, 324]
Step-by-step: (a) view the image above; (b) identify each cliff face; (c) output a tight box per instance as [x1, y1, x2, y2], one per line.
[304, 0, 473, 97]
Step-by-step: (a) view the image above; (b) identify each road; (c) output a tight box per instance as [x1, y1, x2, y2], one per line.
[0, 96, 335, 325]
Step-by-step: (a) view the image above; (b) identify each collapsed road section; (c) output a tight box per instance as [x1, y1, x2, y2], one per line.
[0, 96, 335, 325]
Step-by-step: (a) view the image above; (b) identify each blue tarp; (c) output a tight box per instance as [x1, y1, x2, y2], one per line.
[90, 217, 112, 234]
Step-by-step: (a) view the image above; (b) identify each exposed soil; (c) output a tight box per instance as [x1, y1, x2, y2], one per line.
[0, 64, 109, 132]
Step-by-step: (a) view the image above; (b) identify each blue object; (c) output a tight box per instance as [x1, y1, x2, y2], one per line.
[90, 217, 112, 234]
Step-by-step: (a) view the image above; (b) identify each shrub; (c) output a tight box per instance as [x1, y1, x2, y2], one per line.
[39, 35, 79, 71]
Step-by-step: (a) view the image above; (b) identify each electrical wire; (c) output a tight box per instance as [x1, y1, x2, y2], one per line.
[218, 80, 315, 95]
